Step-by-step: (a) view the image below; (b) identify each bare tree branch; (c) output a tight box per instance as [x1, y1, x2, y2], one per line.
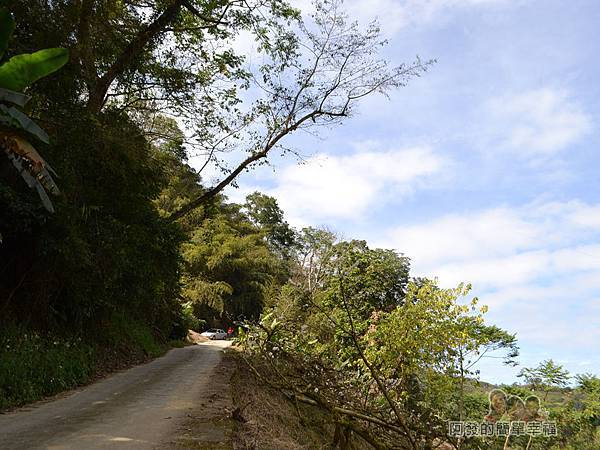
[167, 0, 433, 221]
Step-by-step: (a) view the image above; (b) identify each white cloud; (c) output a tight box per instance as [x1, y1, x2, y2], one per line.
[382, 200, 600, 290]
[431, 245, 600, 291]
[482, 272, 600, 310]
[342, 0, 507, 36]
[262, 146, 443, 225]
[486, 88, 592, 156]
[289, 0, 509, 38]
[570, 204, 600, 228]
[386, 207, 540, 265]
[433, 250, 550, 288]
[379, 200, 600, 363]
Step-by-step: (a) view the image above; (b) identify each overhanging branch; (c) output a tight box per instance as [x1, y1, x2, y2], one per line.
[167, 109, 322, 222]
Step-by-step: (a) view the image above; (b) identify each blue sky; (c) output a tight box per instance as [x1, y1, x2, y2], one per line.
[191, 0, 600, 384]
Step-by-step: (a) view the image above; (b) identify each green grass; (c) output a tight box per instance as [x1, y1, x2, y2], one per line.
[0, 324, 96, 410]
[102, 312, 165, 358]
[0, 315, 178, 410]
[169, 339, 187, 348]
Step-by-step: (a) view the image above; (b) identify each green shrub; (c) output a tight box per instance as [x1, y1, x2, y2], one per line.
[101, 312, 165, 358]
[127, 322, 163, 358]
[0, 324, 96, 409]
[181, 302, 203, 332]
[0, 316, 172, 410]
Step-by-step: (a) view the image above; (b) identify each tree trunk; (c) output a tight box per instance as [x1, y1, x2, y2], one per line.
[86, 0, 186, 113]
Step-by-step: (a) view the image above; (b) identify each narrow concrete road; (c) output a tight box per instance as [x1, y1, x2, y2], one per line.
[0, 341, 232, 449]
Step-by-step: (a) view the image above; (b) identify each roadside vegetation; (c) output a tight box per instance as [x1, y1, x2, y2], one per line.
[0, 320, 164, 410]
[0, 1, 597, 448]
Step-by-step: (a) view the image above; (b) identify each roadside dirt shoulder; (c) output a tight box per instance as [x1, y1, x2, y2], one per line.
[168, 346, 340, 450]
[226, 350, 336, 450]
[168, 346, 236, 449]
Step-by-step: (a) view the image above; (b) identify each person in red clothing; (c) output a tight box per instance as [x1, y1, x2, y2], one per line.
[227, 326, 234, 337]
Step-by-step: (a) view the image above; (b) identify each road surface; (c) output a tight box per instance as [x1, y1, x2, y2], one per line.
[0, 340, 232, 449]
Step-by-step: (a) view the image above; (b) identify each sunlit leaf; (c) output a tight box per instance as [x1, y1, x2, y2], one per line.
[0, 48, 68, 92]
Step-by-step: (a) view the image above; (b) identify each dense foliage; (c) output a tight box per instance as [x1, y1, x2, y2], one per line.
[240, 231, 599, 449]
[0, 3, 597, 449]
[240, 234, 521, 449]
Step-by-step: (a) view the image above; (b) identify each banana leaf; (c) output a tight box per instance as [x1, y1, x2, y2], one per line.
[4, 147, 55, 212]
[0, 48, 69, 92]
[1, 133, 59, 193]
[34, 181, 55, 213]
[0, 8, 15, 60]
[1, 133, 59, 212]
[4, 148, 36, 188]
[0, 104, 49, 143]
[0, 87, 30, 107]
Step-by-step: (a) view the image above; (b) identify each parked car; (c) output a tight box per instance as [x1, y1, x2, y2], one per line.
[200, 328, 228, 340]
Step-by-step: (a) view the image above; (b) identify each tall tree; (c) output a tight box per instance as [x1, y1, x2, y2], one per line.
[243, 191, 296, 256]
[518, 359, 571, 401]
[181, 202, 283, 324]
[9, 0, 431, 221]
[166, 0, 433, 219]
[293, 226, 337, 295]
